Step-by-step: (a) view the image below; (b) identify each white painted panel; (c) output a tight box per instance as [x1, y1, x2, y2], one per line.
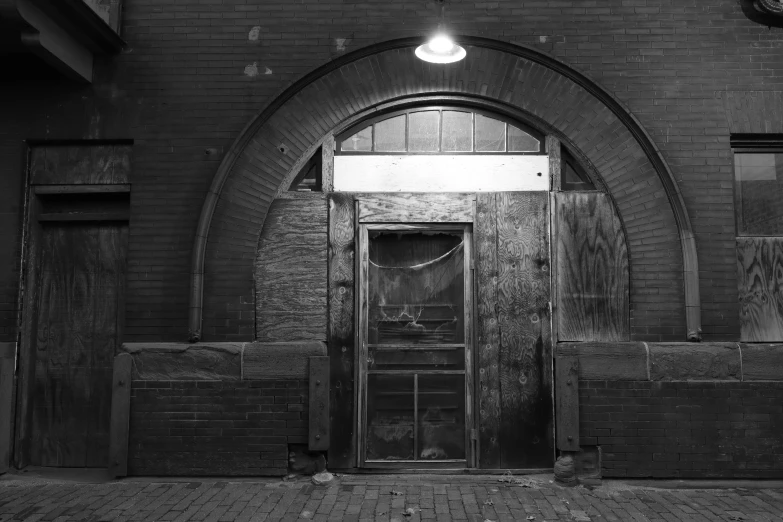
[334, 155, 549, 192]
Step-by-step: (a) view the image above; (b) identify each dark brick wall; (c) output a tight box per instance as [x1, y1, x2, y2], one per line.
[128, 380, 308, 476]
[3, 1, 783, 343]
[580, 381, 783, 478]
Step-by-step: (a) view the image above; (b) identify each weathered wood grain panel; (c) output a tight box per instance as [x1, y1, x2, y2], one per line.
[31, 145, 131, 185]
[242, 342, 327, 379]
[495, 192, 552, 469]
[309, 356, 330, 451]
[0, 344, 15, 474]
[740, 343, 783, 380]
[555, 356, 579, 451]
[108, 354, 132, 477]
[649, 343, 740, 381]
[255, 197, 328, 342]
[557, 342, 648, 380]
[475, 193, 501, 469]
[358, 193, 474, 223]
[121, 343, 242, 380]
[30, 223, 127, 468]
[547, 136, 561, 191]
[737, 237, 783, 342]
[327, 194, 356, 468]
[556, 192, 629, 342]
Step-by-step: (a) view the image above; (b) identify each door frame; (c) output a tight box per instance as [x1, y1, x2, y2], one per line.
[354, 215, 478, 469]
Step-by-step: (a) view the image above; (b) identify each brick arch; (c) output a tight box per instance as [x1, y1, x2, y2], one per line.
[190, 37, 700, 342]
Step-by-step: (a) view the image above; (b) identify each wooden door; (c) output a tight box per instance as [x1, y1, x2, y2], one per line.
[475, 192, 553, 469]
[358, 224, 474, 468]
[29, 222, 128, 467]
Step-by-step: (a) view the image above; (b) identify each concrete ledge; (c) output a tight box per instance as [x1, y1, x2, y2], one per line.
[243, 342, 327, 379]
[741, 344, 783, 381]
[649, 343, 740, 381]
[557, 343, 648, 380]
[559, 342, 783, 382]
[121, 343, 242, 380]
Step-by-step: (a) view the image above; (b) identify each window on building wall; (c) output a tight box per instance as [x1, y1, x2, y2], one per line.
[335, 107, 549, 192]
[288, 147, 322, 192]
[732, 135, 783, 235]
[561, 150, 596, 191]
[339, 108, 543, 154]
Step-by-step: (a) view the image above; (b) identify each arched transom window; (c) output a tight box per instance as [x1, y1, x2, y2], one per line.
[333, 106, 550, 192]
[337, 108, 543, 154]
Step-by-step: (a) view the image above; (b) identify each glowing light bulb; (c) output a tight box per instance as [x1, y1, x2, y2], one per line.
[429, 35, 454, 53]
[415, 33, 466, 64]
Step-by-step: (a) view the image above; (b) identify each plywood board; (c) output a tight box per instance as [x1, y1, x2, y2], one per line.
[30, 223, 127, 468]
[31, 145, 131, 185]
[555, 356, 579, 451]
[334, 155, 550, 192]
[474, 193, 501, 469]
[358, 193, 474, 223]
[556, 192, 630, 342]
[308, 356, 330, 451]
[737, 237, 783, 342]
[327, 194, 356, 468]
[495, 192, 552, 469]
[255, 198, 328, 341]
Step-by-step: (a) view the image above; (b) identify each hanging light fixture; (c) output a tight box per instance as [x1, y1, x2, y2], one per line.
[415, 0, 466, 64]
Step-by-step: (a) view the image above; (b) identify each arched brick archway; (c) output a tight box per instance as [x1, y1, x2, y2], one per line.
[190, 37, 700, 342]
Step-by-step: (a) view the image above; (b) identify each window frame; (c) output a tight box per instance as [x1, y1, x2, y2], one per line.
[731, 134, 783, 237]
[335, 105, 546, 156]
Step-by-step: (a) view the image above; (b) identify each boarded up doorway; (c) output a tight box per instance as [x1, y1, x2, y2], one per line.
[28, 222, 128, 467]
[16, 144, 132, 469]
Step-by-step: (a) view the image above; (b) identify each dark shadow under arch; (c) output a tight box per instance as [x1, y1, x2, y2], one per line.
[189, 36, 701, 342]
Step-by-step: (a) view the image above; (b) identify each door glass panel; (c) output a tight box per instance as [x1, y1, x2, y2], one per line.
[368, 231, 464, 345]
[417, 374, 465, 460]
[366, 374, 415, 460]
[369, 346, 465, 371]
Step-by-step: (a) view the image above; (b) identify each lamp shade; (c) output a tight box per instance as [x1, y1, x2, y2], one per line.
[415, 34, 466, 64]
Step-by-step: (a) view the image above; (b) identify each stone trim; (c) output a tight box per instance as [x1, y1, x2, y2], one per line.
[121, 341, 327, 380]
[557, 342, 783, 381]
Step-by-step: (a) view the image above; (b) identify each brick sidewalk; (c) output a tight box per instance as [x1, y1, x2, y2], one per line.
[1, 474, 782, 522]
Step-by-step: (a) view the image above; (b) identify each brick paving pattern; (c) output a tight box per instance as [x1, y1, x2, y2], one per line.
[1, 475, 782, 522]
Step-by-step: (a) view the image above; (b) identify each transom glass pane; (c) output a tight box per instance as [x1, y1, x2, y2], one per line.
[735, 153, 783, 235]
[508, 124, 540, 152]
[408, 111, 440, 152]
[475, 114, 506, 152]
[441, 111, 472, 152]
[341, 126, 372, 152]
[374, 115, 406, 152]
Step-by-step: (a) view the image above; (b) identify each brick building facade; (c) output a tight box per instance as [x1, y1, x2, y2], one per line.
[1, 0, 782, 478]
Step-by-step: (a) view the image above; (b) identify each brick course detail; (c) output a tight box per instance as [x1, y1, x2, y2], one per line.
[580, 381, 783, 479]
[129, 380, 308, 476]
